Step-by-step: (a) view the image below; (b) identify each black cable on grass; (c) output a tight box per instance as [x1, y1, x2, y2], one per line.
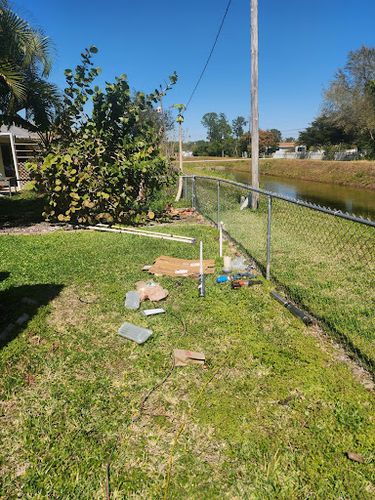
[105, 300, 188, 497]
[105, 357, 175, 499]
[162, 355, 230, 499]
[168, 309, 187, 336]
[132, 359, 176, 424]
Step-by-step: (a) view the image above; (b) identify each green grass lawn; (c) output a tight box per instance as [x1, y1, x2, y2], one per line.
[1, 223, 374, 498]
[193, 178, 375, 371]
[0, 191, 45, 228]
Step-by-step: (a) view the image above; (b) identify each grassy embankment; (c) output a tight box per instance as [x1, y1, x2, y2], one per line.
[184, 158, 375, 190]
[0, 194, 374, 497]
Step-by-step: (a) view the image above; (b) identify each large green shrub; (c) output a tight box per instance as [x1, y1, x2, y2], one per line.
[28, 47, 178, 224]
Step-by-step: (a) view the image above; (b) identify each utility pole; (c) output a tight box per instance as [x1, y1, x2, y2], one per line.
[251, 0, 259, 208]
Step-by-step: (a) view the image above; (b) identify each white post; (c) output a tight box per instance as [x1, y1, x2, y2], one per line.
[9, 133, 21, 190]
[219, 221, 223, 258]
[175, 121, 184, 201]
[198, 240, 205, 297]
[251, 0, 259, 208]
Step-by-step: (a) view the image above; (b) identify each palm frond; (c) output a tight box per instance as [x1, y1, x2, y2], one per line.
[0, 61, 26, 100]
[0, 8, 53, 76]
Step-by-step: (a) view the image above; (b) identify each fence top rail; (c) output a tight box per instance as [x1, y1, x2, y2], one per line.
[183, 174, 375, 227]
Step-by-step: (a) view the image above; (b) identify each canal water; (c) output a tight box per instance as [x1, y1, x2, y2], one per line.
[214, 167, 375, 220]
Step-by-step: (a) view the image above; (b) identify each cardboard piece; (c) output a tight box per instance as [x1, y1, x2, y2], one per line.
[173, 349, 206, 367]
[136, 281, 169, 301]
[149, 256, 215, 278]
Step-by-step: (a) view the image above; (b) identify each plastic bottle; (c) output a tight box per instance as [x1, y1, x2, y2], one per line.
[223, 256, 232, 273]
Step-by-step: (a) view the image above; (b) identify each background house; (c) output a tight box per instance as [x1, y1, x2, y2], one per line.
[0, 125, 39, 189]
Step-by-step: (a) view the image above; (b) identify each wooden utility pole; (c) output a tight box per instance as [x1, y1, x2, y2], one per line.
[251, 0, 259, 208]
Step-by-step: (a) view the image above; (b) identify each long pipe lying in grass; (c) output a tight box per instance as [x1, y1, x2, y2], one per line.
[85, 224, 196, 244]
[270, 290, 312, 325]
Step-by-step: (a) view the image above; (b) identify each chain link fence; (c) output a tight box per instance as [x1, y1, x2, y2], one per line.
[183, 175, 375, 370]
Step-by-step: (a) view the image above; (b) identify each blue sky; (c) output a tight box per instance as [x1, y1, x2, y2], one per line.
[14, 0, 375, 140]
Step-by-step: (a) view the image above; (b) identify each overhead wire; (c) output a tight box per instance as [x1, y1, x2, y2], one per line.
[185, 0, 233, 111]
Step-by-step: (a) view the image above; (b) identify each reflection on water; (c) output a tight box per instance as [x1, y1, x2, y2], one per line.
[219, 168, 375, 220]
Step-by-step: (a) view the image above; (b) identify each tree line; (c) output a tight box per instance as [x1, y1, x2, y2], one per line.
[298, 46, 375, 159]
[187, 46, 375, 160]
[185, 112, 286, 157]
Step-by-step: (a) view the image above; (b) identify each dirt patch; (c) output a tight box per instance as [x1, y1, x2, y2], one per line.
[308, 324, 374, 391]
[0, 222, 60, 235]
[48, 286, 97, 333]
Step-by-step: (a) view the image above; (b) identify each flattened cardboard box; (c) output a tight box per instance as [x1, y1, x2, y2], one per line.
[149, 255, 215, 278]
[173, 349, 206, 367]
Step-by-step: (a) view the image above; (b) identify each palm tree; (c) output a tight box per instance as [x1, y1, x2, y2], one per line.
[0, 0, 60, 133]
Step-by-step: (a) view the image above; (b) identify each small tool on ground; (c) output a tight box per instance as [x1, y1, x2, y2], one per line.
[216, 272, 257, 283]
[231, 279, 263, 289]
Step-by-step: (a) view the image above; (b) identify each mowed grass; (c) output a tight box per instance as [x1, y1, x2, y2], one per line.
[194, 179, 375, 369]
[0, 191, 45, 228]
[0, 223, 374, 498]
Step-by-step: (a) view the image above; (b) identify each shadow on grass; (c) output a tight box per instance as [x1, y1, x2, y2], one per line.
[0, 283, 63, 349]
[0, 193, 45, 228]
[0, 271, 11, 282]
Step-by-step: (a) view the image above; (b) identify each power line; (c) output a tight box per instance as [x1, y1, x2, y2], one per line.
[185, 0, 233, 111]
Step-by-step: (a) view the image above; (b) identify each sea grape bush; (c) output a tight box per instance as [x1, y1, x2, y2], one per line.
[28, 47, 178, 224]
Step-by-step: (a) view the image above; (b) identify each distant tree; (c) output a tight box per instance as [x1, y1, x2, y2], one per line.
[298, 115, 355, 148]
[201, 112, 221, 142]
[201, 112, 232, 156]
[232, 116, 247, 156]
[232, 116, 247, 139]
[284, 136, 295, 142]
[269, 128, 282, 143]
[239, 129, 279, 156]
[259, 130, 279, 154]
[324, 45, 375, 157]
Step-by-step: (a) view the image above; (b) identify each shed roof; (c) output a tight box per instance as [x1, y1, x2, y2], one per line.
[0, 125, 39, 140]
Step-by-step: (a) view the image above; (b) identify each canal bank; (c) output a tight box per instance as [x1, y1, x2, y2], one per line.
[184, 160, 375, 220]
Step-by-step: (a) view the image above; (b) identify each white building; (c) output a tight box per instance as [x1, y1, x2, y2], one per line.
[0, 125, 39, 189]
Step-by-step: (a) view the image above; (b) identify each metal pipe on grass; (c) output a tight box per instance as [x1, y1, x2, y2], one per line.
[198, 240, 205, 297]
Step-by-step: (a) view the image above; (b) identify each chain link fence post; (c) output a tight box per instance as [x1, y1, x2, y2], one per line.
[183, 176, 188, 200]
[266, 195, 272, 280]
[192, 176, 196, 209]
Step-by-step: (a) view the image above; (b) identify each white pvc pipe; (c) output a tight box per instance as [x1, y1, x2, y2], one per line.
[86, 225, 195, 244]
[219, 221, 223, 258]
[199, 240, 203, 276]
